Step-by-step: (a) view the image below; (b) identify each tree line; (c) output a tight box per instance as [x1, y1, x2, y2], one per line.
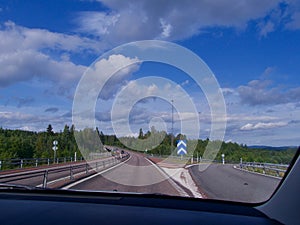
[0, 125, 297, 164]
[0, 125, 122, 160]
[120, 127, 296, 164]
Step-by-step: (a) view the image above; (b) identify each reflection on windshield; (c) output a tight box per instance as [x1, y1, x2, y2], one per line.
[0, 0, 299, 204]
[0, 127, 296, 202]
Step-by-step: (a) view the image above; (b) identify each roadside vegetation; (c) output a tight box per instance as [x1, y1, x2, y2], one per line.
[0, 126, 297, 165]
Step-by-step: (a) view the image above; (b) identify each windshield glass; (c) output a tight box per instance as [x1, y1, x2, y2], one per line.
[0, 0, 299, 203]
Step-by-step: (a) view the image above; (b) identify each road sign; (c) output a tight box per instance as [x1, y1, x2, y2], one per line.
[53, 140, 58, 145]
[177, 140, 187, 155]
[52, 146, 58, 151]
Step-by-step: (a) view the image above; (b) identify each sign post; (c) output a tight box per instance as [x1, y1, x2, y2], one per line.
[52, 140, 58, 164]
[221, 153, 225, 165]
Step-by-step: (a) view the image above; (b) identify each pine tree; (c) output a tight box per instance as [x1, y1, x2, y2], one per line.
[47, 124, 54, 135]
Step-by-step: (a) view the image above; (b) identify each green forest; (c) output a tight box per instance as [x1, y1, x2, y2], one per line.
[0, 125, 297, 165]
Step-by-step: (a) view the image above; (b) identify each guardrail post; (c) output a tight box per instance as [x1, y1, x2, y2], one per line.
[20, 159, 23, 169]
[0, 160, 2, 170]
[42, 170, 48, 188]
[35, 159, 38, 167]
[47, 158, 50, 165]
[70, 166, 74, 180]
[64, 157, 66, 163]
[56, 158, 59, 164]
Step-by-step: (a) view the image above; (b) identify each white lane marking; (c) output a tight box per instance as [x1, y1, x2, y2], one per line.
[36, 169, 94, 188]
[144, 157, 190, 197]
[62, 155, 132, 190]
[35, 158, 116, 188]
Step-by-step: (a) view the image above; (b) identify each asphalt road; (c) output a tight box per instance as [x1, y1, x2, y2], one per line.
[67, 152, 183, 197]
[189, 164, 281, 203]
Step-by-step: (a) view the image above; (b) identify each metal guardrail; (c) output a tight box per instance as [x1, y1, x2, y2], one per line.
[0, 157, 85, 171]
[0, 154, 130, 188]
[239, 162, 289, 177]
[0, 152, 112, 171]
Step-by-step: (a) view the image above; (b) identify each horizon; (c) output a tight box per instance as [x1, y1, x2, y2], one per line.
[0, 125, 298, 148]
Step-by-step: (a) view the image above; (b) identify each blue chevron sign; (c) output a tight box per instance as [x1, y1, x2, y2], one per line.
[177, 140, 187, 155]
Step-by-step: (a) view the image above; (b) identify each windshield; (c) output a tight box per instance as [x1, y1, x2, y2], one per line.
[0, 0, 299, 203]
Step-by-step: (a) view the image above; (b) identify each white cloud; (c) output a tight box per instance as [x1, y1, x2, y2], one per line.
[76, 0, 283, 45]
[0, 49, 86, 87]
[76, 11, 120, 36]
[240, 121, 288, 131]
[1, 21, 100, 54]
[89, 54, 140, 100]
[0, 109, 71, 131]
[0, 21, 102, 91]
[221, 88, 236, 95]
[160, 18, 172, 38]
[237, 79, 300, 106]
[181, 80, 189, 86]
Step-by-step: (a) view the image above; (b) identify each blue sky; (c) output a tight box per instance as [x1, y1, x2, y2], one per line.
[0, 0, 300, 146]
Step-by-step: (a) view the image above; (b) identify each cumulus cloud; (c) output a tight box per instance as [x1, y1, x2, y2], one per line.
[88, 54, 140, 100]
[76, 0, 282, 45]
[0, 50, 87, 87]
[0, 21, 101, 89]
[0, 111, 71, 131]
[221, 88, 236, 95]
[240, 121, 288, 131]
[0, 21, 100, 54]
[237, 79, 300, 106]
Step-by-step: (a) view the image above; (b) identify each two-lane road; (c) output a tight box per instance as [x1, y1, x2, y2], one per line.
[66, 152, 187, 197]
[189, 164, 281, 203]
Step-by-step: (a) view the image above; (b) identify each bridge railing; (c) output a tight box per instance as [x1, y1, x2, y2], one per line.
[0, 157, 85, 171]
[0, 151, 113, 171]
[0, 154, 130, 188]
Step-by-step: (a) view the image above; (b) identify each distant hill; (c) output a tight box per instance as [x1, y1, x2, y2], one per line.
[248, 145, 298, 151]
